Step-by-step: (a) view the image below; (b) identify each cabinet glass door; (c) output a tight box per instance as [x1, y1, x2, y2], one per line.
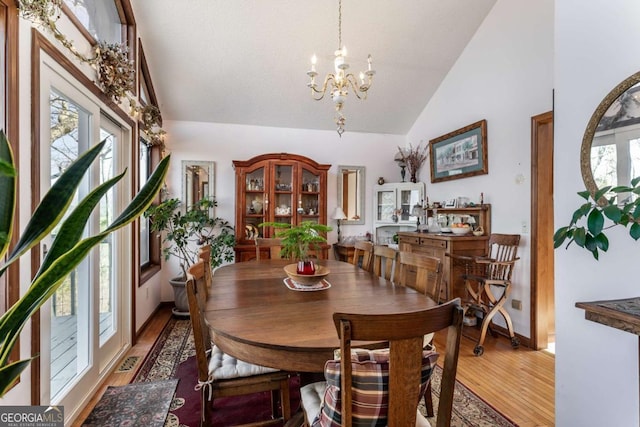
[300, 167, 320, 223]
[399, 188, 421, 221]
[376, 188, 396, 222]
[244, 166, 265, 236]
[273, 164, 293, 225]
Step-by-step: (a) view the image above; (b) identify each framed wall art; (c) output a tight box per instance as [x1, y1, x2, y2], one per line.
[429, 119, 488, 183]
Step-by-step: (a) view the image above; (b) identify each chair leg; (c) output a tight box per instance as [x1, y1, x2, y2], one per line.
[280, 377, 291, 421]
[424, 381, 434, 417]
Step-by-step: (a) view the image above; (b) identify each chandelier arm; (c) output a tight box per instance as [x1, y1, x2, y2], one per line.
[344, 74, 369, 100]
[309, 74, 337, 100]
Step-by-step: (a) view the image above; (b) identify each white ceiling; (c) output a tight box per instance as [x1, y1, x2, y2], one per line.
[131, 0, 496, 135]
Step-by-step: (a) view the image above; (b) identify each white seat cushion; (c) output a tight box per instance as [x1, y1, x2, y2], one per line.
[208, 344, 277, 380]
[300, 381, 327, 424]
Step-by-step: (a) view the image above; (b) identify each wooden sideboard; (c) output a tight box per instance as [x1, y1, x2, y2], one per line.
[397, 232, 488, 302]
[333, 243, 355, 262]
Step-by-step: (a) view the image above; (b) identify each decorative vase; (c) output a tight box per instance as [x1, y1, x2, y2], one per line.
[169, 276, 190, 317]
[296, 260, 316, 275]
[410, 172, 417, 183]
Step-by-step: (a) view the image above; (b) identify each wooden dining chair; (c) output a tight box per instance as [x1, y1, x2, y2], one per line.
[349, 240, 373, 272]
[396, 251, 444, 302]
[186, 261, 292, 426]
[456, 233, 521, 356]
[394, 250, 444, 417]
[300, 299, 464, 427]
[255, 237, 284, 260]
[372, 245, 397, 281]
[198, 245, 212, 297]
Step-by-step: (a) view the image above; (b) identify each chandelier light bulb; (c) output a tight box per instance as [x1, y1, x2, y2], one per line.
[311, 54, 317, 72]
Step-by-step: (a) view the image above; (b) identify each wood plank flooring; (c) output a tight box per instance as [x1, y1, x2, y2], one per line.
[72, 306, 555, 426]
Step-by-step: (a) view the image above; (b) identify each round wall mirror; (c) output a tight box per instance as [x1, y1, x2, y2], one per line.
[581, 71, 640, 202]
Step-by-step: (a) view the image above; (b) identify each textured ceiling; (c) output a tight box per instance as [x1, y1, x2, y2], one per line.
[131, 0, 496, 135]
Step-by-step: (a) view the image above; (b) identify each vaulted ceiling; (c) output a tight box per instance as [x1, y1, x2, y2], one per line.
[131, 0, 496, 135]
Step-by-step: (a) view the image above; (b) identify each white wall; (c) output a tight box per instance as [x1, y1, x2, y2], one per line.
[555, 0, 640, 425]
[156, 120, 404, 300]
[407, 0, 554, 337]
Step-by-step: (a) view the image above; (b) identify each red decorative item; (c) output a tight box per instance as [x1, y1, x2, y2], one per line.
[297, 260, 316, 275]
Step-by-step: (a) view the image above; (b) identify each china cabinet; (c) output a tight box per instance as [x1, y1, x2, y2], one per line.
[373, 182, 425, 244]
[233, 153, 331, 261]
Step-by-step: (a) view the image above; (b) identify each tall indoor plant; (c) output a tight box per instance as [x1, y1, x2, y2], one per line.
[145, 197, 235, 314]
[0, 131, 170, 397]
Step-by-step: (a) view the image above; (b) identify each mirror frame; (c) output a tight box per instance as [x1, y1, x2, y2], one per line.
[337, 165, 365, 225]
[581, 71, 640, 203]
[182, 160, 215, 210]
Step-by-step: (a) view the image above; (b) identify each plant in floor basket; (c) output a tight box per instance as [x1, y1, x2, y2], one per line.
[0, 131, 170, 397]
[259, 221, 331, 286]
[145, 197, 235, 314]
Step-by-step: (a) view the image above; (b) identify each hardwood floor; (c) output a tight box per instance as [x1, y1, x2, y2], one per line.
[72, 306, 554, 426]
[433, 329, 555, 427]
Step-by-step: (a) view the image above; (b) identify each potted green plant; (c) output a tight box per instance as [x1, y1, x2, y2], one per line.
[554, 179, 640, 259]
[145, 196, 235, 315]
[259, 221, 331, 274]
[0, 132, 169, 397]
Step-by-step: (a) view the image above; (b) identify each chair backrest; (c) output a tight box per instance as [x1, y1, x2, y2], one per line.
[372, 245, 397, 281]
[333, 299, 463, 427]
[198, 245, 212, 296]
[350, 241, 373, 272]
[485, 234, 520, 281]
[395, 251, 443, 302]
[186, 260, 212, 384]
[255, 238, 283, 260]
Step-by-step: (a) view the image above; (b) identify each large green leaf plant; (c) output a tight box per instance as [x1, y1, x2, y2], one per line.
[0, 131, 170, 397]
[144, 197, 235, 279]
[554, 179, 640, 259]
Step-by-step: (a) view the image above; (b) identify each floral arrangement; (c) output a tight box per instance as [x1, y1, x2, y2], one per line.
[397, 142, 429, 182]
[94, 41, 135, 103]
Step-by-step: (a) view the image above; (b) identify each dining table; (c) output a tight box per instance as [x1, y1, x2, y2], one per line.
[205, 258, 438, 373]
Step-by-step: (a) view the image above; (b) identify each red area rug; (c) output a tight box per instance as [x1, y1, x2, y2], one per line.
[133, 317, 300, 426]
[135, 317, 516, 427]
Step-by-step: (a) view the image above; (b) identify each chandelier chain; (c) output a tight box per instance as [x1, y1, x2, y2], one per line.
[338, 0, 342, 49]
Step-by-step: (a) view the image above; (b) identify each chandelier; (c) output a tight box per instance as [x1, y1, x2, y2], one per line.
[306, 0, 375, 136]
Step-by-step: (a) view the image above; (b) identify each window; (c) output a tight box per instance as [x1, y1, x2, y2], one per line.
[61, 0, 136, 75]
[138, 41, 162, 282]
[63, 0, 122, 44]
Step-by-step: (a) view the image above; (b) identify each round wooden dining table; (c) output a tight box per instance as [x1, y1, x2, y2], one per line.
[205, 259, 437, 373]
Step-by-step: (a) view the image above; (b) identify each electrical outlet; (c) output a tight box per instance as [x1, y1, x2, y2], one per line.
[521, 221, 528, 234]
[511, 299, 522, 310]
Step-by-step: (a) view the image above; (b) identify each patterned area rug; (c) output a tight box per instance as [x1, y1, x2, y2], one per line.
[136, 317, 517, 427]
[83, 379, 178, 426]
[423, 365, 518, 426]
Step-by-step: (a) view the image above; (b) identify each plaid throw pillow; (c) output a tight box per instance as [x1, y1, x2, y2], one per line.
[312, 348, 439, 427]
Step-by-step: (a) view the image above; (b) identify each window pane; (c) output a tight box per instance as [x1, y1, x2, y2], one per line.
[98, 126, 115, 345]
[49, 89, 90, 399]
[63, 0, 122, 44]
[139, 139, 150, 266]
[590, 144, 617, 189]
